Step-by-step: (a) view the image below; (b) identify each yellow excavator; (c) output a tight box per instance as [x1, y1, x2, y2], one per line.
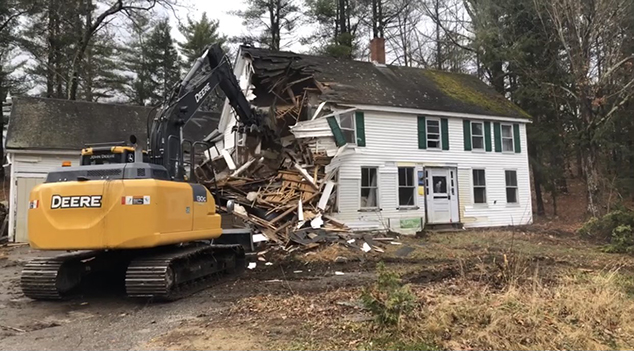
[20, 44, 266, 301]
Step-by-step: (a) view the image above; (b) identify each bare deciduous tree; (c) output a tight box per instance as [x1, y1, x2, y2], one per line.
[535, 0, 634, 216]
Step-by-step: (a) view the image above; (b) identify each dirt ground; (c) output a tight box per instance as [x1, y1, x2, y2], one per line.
[1, 228, 634, 350]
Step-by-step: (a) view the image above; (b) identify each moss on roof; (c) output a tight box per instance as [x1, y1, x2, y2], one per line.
[422, 70, 531, 119]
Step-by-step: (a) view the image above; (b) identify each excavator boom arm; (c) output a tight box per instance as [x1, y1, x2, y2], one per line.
[149, 44, 258, 180]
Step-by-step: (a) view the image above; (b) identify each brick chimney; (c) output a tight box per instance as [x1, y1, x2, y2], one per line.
[370, 37, 386, 64]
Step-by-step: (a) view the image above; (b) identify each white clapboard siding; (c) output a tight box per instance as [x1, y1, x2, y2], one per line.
[8, 152, 80, 242]
[330, 109, 532, 230]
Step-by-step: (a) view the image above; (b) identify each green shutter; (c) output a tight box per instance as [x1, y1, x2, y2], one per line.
[441, 118, 449, 150]
[355, 111, 366, 146]
[484, 121, 492, 152]
[327, 116, 346, 147]
[417, 116, 426, 149]
[513, 123, 521, 153]
[493, 122, 502, 152]
[463, 120, 471, 151]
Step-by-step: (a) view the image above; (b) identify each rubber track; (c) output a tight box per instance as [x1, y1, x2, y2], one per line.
[125, 244, 244, 301]
[20, 251, 95, 300]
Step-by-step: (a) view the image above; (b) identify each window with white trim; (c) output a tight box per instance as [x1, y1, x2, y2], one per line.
[472, 169, 486, 204]
[471, 122, 484, 150]
[398, 167, 416, 207]
[426, 119, 441, 149]
[501, 124, 514, 152]
[361, 167, 379, 208]
[338, 112, 356, 144]
[505, 170, 518, 203]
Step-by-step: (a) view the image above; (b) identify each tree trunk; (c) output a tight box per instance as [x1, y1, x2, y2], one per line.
[0, 85, 5, 178]
[338, 0, 347, 36]
[530, 148, 545, 216]
[46, 0, 56, 97]
[378, 0, 383, 37]
[551, 185, 557, 217]
[434, 0, 441, 70]
[533, 169, 545, 216]
[490, 61, 504, 94]
[372, 0, 378, 38]
[576, 147, 583, 178]
[582, 148, 601, 217]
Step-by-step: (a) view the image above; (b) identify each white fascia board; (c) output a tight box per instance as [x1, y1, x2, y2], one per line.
[341, 104, 532, 123]
[7, 148, 79, 156]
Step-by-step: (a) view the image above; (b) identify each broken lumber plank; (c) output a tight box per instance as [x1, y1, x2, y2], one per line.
[322, 214, 347, 228]
[221, 149, 237, 171]
[293, 163, 318, 189]
[269, 192, 320, 225]
[231, 157, 263, 178]
[318, 181, 335, 211]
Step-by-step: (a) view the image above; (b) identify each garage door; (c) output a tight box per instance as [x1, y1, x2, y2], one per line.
[15, 177, 45, 242]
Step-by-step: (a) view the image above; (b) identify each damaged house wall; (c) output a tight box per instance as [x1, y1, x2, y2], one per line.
[207, 45, 532, 236]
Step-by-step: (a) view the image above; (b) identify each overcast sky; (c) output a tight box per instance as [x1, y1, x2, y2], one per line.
[171, 0, 247, 40]
[169, 0, 311, 53]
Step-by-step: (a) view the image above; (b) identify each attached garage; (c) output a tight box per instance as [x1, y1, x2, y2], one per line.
[5, 97, 152, 242]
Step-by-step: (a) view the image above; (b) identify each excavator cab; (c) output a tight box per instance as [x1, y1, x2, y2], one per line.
[80, 142, 149, 165]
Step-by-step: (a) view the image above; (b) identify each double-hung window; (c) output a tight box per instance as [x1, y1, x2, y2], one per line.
[501, 124, 514, 152]
[471, 122, 484, 150]
[361, 167, 379, 208]
[398, 167, 416, 207]
[426, 119, 441, 149]
[473, 169, 486, 204]
[339, 113, 356, 144]
[505, 170, 518, 203]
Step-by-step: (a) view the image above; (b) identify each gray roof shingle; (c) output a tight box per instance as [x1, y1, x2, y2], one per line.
[242, 47, 530, 119]
[6, 97, 220, 151]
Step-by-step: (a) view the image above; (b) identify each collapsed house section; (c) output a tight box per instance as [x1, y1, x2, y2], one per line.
[194, 47, 393, 252]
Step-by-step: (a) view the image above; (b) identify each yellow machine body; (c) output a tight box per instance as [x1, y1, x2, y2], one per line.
[27, 179, 223, 250]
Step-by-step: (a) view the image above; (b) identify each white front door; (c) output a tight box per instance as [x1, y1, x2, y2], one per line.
[425, 167, 460, 224]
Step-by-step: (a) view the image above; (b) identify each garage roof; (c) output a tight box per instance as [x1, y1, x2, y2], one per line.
[6, 97, 220, 150]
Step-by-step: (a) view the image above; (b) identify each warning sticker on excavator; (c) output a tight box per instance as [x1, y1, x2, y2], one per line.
[121, 196, 151, 205]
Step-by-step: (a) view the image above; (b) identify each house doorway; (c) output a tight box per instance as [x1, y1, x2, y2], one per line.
[425, 167, 460, 224]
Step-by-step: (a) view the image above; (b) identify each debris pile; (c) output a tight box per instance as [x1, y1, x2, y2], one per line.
[194, 47, 397, 253]
[195, 123, 395, 252]
[196, 146, 350, 248]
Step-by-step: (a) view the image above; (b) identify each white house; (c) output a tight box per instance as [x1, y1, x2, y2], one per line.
[213, 40, 533, 233]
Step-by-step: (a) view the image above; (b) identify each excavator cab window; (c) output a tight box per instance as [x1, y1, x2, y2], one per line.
[81, 148, 149, 166]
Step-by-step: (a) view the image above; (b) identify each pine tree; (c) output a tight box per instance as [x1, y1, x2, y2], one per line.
[79, 30, 128, 102]
[146, 18, 181, 105]
[178, 12, 226, 66]
[233, 0, 299, 51]
[122, 14, 154, 105]
[304, 0, 363, 58]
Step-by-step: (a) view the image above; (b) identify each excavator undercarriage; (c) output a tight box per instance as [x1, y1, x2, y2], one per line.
[21, 244, 245, 301]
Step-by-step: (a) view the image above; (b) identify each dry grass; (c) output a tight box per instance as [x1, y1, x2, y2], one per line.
[299, 243, 365, 263]
[228, 230, 634, 350]
[410, 269, 634, 350]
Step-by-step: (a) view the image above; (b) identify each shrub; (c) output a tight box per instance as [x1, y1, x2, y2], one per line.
[361, 262, 416, 326]
[578, 209, 634, 241]
[604, 225, 634, 253]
